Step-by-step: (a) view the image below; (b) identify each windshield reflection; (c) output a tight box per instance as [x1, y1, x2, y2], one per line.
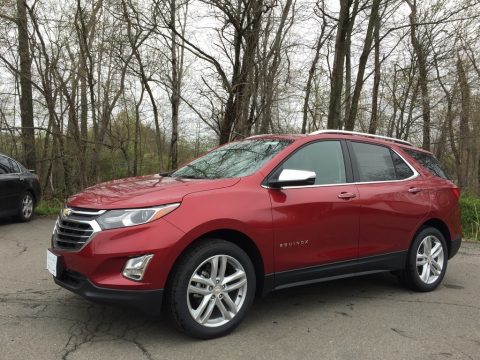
[172, 140, 292, 179]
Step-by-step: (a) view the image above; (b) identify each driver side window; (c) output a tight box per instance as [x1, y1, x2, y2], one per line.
[276, 141, 347, 185]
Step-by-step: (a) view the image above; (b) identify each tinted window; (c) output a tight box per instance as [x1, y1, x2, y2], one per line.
[172, 139, 292, 179]
[9, 159, 20, 173]
[276, 141, 346, 185]
[0, 156, 14, 174]
[391, 150, 414, 180]
[351, 142, 396, 181]
[403, 149, 449, 179]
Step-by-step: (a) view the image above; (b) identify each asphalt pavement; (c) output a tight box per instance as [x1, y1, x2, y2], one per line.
[1, 217, 479, 360]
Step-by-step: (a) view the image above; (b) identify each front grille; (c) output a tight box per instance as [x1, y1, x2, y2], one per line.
[53, 208, 103, 251]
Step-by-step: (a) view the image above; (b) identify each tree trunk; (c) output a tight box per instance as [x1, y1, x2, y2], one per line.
[407, 0, 431, 150]
[457, 55, 470, 189]
[344, 0, 380, 131]
[169, 0, 180, 170]
[368, 12, 381, 135]
[16, 0, 36, 170]
[343, 0, 359, 128]
[327, 0, 352, 129]
[302, 4, 330, 133]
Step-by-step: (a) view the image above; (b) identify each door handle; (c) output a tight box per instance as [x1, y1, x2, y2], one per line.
[338, 192, 356, 199]
[408, 187, 422, 194]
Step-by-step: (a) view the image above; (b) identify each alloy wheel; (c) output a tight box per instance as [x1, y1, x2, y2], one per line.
[22, 194, 34, 219]
[416, 235, 444, 284]
[187, 254, 248, 328]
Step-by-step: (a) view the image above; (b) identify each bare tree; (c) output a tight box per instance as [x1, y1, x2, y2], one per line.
[16, 0, 36, 170]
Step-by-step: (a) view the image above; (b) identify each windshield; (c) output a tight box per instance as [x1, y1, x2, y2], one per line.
[172, 139, 292, 179]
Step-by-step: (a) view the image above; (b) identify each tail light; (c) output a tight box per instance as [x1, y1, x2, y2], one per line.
[451, 187, 461, 200]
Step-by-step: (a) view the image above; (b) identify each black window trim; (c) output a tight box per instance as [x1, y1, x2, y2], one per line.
[262, 139, 355, 189]
[346, 140, 419, 185]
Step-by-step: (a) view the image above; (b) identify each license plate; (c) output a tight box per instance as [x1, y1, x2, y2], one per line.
[46, 250, 58, 277]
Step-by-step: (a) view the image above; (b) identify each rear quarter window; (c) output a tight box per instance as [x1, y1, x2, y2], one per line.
[403, 148, 449, 179]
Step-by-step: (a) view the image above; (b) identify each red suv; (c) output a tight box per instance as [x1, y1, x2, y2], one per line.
[47, 130, 461, 338]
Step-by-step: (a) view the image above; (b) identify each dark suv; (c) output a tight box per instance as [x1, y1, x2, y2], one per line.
[47, 130, 461, 338]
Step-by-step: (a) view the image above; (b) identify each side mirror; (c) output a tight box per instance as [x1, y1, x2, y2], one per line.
[268, 169, 316, 188]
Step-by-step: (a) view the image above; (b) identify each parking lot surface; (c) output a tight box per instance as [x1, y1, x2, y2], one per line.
[0, 217, 479, 360]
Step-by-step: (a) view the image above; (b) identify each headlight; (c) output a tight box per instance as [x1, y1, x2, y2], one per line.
[96, 203, 180, 230]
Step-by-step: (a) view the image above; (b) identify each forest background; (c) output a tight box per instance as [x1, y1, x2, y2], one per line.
[1, 0, 480, 238]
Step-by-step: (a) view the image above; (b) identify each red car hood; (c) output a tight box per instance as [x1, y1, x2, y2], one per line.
[67, 175, 240, 210]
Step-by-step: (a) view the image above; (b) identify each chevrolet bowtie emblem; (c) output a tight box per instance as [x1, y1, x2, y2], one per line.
[62, 208, 72, 218]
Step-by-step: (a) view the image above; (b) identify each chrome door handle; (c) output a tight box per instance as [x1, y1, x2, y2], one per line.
[338, 192, 356, 199]
[408, 187, 422, 194]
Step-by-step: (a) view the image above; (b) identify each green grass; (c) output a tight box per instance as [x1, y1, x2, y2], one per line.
[460, 195, 480, 241]
[35, 199, 63, 216]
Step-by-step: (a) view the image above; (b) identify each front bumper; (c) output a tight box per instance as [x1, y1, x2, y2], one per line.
[50, 217, 185, 291]
[54, 269, 164, 315]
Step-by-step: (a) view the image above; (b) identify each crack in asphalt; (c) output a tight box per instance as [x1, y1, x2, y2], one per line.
[8, 239, 28, 257]
[391, 328, 416, 340]
[59, 304, 156, 360]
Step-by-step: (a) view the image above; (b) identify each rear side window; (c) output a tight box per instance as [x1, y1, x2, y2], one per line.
[351, 142, 396, 181]
[391, 151, 414, 180]
[9, 159, 20, 173]
[277, 140, 346, 185]
[403, 149, 449, 179]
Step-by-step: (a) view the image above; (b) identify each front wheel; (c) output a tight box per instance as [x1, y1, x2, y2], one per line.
[17, 192, 34, 222]
[399, 227, 448, 292]
[166, 239, 256, 339]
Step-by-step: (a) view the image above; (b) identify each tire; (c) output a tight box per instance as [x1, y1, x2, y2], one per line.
[399, 227, 448, 292]
[16, 192, 35, 222]
[166, 239, 256, 339]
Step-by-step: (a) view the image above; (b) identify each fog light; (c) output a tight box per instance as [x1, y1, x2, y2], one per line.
[122, 254, 154, 281]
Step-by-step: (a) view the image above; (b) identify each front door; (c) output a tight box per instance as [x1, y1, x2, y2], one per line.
[267, 140, 360, 282]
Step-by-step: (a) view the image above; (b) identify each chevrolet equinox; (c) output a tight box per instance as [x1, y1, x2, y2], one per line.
[47, 130, 462, 338]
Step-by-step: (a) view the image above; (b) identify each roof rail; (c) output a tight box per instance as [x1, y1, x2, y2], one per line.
[309, 130, 412, 146]
[246, 134, 275, 139]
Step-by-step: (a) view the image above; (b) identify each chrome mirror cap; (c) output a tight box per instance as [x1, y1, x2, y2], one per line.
[268, 169, 316, 188]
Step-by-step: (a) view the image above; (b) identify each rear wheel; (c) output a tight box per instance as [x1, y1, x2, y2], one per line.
[17, 192, 34, 222]
[166, 239, 256, 339]
[399, 227, 447, 292]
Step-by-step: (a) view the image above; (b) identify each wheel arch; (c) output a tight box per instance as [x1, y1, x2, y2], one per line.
[26, 188, 36, 204]
[415, 218, 452, 256]
[166, 228, 268, 297]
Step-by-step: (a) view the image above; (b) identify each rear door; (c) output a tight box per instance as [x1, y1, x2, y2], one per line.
[348, 141, 431, 259]
[268, 140, 361, 279]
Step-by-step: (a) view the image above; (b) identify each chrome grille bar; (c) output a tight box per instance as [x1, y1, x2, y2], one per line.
[53, 208, 103, 251]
